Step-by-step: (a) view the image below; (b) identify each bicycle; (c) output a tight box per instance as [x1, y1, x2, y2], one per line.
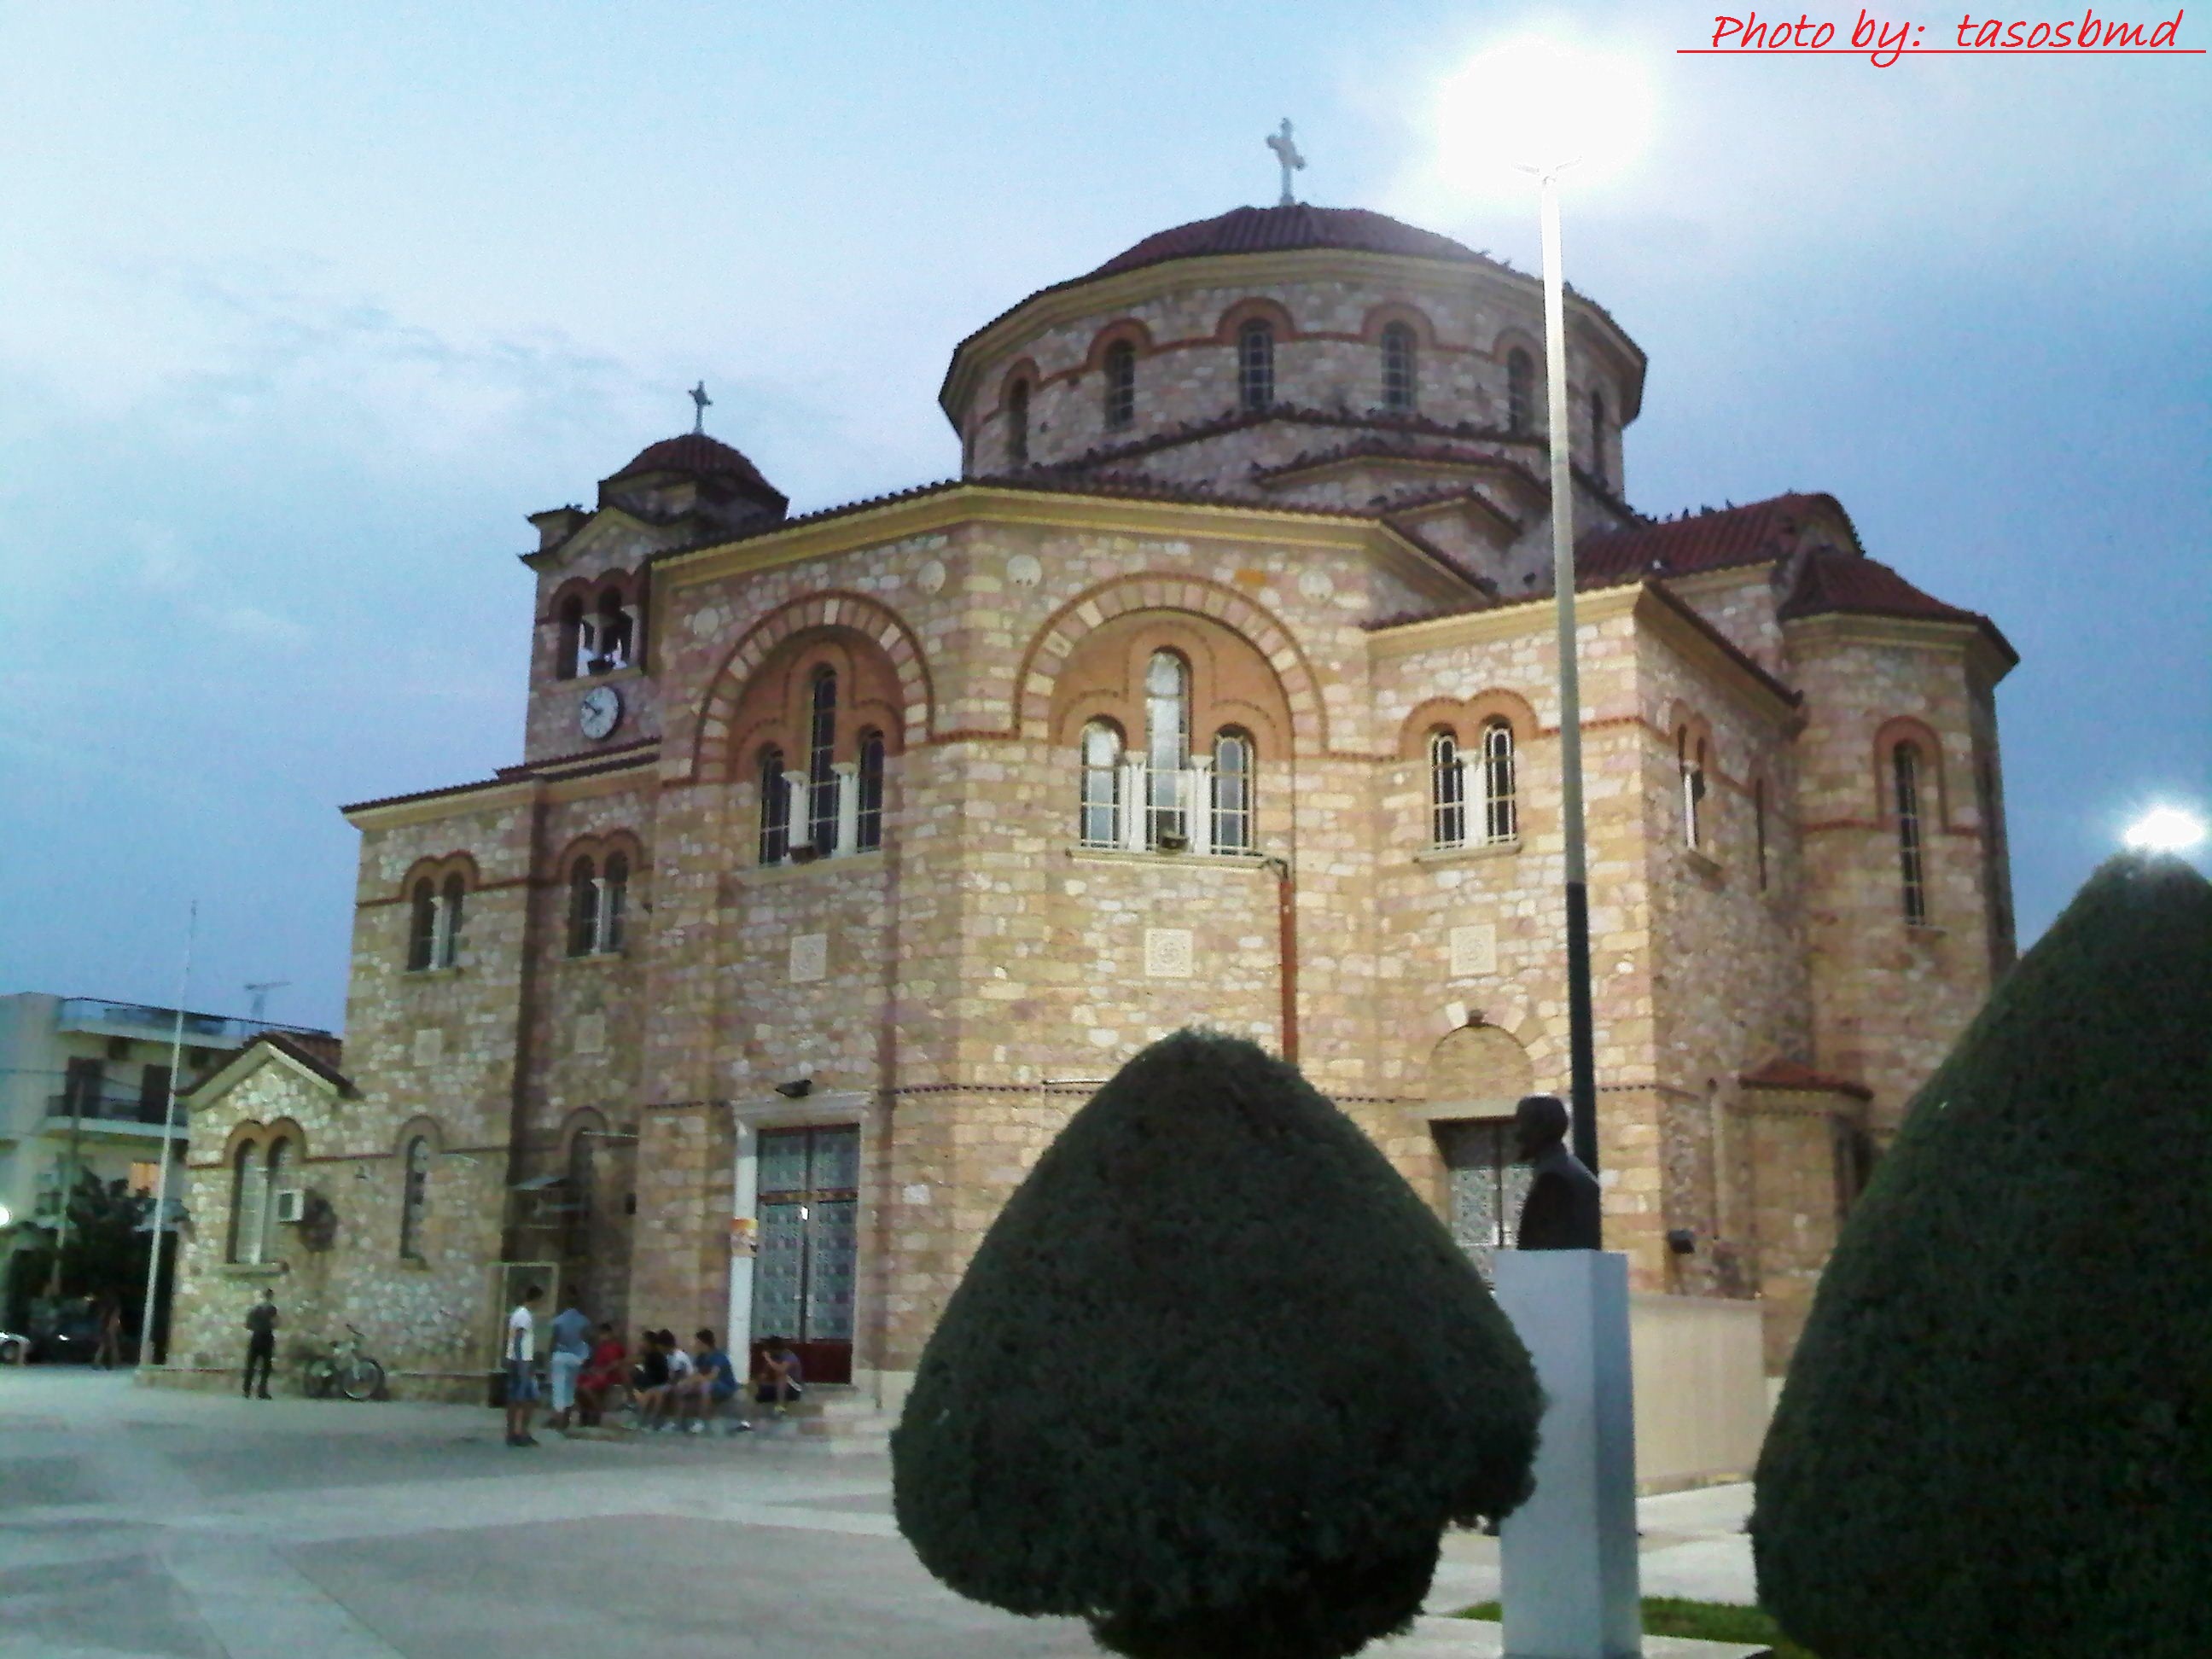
[304, 1324, 386, 1401]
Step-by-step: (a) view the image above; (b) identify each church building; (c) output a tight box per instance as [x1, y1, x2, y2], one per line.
[165, 195, 2017, 1406]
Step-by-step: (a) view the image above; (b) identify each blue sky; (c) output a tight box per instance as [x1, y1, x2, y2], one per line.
[1, 2, 2205, 1033]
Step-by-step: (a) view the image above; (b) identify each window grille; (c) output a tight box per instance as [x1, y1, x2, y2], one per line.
[1431, 731, 1466, 848]
[1382, 323, 1417, 412]
[1507, 349, 1535, 434]
[1080, 721, 1123, 848]
[437, 875, 465, 968]
[1480, 721, 1517, 843]
[1895, 742, 1929, 923]
[602, 852, 628, 952]
[229, 1142, 262, 1264]
[260, 1139, 293, 1265]
[857, 731, 885, 851]
[1103, 340, 1137, 430]
[758, 745, 789, 864]
[1212, 731, 1254, 853]
[1679, 730, 1708, 850]
[1145, 650, 1190, 846]
[1237, 320, 1274, 413]
[407, 879, 437, 971]
[568, 857, 599, 957]
[807, 668, 838, 854]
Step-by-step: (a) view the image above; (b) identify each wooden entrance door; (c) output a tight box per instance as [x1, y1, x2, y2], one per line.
[753, 1125, 860, 1384]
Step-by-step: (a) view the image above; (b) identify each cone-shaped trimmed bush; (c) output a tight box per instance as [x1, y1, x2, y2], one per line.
[893, 1029, 1541, 1659]
[1753, 853, 2212, 1657]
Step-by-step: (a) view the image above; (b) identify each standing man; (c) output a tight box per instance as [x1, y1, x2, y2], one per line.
[242, 1289, 277, 1399]
[546, 1294, 591, 1432]
[504, 1284, 544, 1447]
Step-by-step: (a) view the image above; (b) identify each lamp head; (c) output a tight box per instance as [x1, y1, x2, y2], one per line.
[1437, 34, 1654, 186]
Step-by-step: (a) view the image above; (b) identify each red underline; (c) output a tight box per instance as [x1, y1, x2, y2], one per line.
[1678, 46, 2203, 51]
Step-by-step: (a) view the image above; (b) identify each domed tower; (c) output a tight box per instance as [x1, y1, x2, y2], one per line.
[520, 430, 788, 764]
[940, 201, 1646, 597]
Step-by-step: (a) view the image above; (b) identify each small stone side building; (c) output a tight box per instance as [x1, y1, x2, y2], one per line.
[166, 201, 2015, 1398]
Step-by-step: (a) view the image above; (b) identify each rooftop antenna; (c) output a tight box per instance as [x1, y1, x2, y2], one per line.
[1266, 119, 1306, 207]
[244, 980, 289, 1023]
[689, 381, 712, 434]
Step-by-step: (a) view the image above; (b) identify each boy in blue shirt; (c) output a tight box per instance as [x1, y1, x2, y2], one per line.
[674, 1328, 747, 1435]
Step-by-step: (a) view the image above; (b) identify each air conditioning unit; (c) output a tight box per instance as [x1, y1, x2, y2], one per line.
[274, 1189, 307, 1225]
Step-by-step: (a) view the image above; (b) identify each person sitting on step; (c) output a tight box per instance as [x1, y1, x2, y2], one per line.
[753, 1336, 805, 1418]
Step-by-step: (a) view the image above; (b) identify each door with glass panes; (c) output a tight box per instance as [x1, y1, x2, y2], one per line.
[752, 1126, 860, 1384]
[1435, 1119, 1533, 1286]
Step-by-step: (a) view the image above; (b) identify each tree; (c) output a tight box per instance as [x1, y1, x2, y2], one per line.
[1752, 853, 2212, 1657]
[893, 1029, 1541, 1659]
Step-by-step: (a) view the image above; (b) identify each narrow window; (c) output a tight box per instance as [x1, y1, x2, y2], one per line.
[1507, 349, 1535, 434]
[1237, 319, 1274, 413]
[438, 873, 465, 968]
[602, 852, 628, 952]
[1589, 390, 1608, 489]
[1430, 731, 1466, 848]
[137, 1063, 172, 1126]
[568, 856, 599, 957]
[1679, 730, 1707, 851]
[757, 745, 789, 864]
[556, 596, 584, 681]
[1006, 380, 1030, 466]
[1080, 720, 1123, 848]
[1480, 720, 1517, 844]
[407, 878, 437, 971]
[1103, 340, 1137, 431]
[1144, 649, 1190, 847]
[1895, 742, 1929, 924]
[1212, 730, 1254, 853]
[856, 731, 886, 851]
[595, 589, 630, 672]
[260, 1139, 293, 1266]
[399, 1136, 429, 1260]
[1754, 779, 1769, 891]
[228, 1141, 261, 1264]
[807, 667, 838, 854]
[1382, 323, 1417, 413]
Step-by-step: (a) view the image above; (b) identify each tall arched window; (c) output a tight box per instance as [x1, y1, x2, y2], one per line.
[1754, 778, 1770, 892]
[1382, 323, 1417, 412]
[758, 745, 789, 864]
[1895, 742, 1928, 924]
[1679, 729, 1708, 851]
[594, 589, 631, 672]
[556, 596, 585, 681]
[1080, 719, 1123, 848]
[1237, 319, 1275, 413]
[1480, 720, 1517, 844]
[260, 1139, 293, 1266]
[1589, 389, 1608, 488]
[228, 1140, 262, 1264]
[856, 731, 886, 851]
[1145, 649, 1190, 847]
[1430, 731, 1466, 848]
[437, 873, 465, 968]
[1212, 730, 1254, 853]
[602, 851, 628, 952]
[406, 878, 438, 971]
[1006, 380, 1030, 466]
[1103, 340, 1137, 430]
[567, 856, 599, 957]
[806, 667, 839, 854]
[1507, 348, 1535, 434]
[399, 1136, 429, 1260]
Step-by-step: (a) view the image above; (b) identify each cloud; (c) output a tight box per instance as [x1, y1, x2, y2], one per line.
[208, 603, 310, 649]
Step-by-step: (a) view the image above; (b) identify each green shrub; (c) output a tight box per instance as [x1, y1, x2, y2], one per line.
[893, 1029, 1541, 1659]
[1753, 853, 2212, 1657]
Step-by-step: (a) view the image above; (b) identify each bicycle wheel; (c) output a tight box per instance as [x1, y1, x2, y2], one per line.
[341, 1357, 385, 1401]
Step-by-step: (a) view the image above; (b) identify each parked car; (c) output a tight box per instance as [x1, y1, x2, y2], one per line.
[0, 1330, 27, 1364]
[22, 1301, 137, 1365]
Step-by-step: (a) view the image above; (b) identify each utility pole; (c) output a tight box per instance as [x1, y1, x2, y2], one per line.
[139, 902, 197, 1367]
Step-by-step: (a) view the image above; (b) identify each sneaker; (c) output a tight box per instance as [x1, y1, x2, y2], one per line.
[725, 1420, 753, 1435]
[686, 1421, 705, 1435]
[520, 1436, 542, 1447]
[506, 1435, 524, 1447]
[655, 1422, 676, 1434]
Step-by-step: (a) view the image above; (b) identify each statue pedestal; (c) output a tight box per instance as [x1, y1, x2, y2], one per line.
[1493, 1249, 1643, 1659]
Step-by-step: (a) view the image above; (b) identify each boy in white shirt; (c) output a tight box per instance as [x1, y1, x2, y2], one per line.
[504, 1286, 544, 1447]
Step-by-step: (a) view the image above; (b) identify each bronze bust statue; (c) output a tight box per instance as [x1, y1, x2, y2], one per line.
[1512, 1094, 1601, 1251]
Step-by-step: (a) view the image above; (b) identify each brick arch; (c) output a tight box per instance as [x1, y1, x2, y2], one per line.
[1426, 1021, 1535, 1110]
[1873, 715, 1949, 827]
[392, 1115, 445, 1158]
[1396, 688, 1540, 758]
[1491, 326, 1544, 366]
[221, 1120, 271, 1161]
[1013, 573, 1327, 753]
[1362, 301, 1440, 347]
[1084, 317, 1157, 370]
[687, 591, 932, 784]
[555, 1106, 610, 1161]
[550, 829, 645, 884]
[396, 851, 482, 903]
[1214, 296, 1298, 345]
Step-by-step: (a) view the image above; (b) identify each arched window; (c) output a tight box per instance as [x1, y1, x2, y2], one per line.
[806, 667, 839, 854]
[399, 1135, 430, 1260]
[594, 589, 631, 672]
[1430, 731, 1466, 848]
[1895, 742, 1928, 924]
[757, 745, 789, 864]
[1103, 340, 1137, 431]
[1144, 649, 1190, 847]
[602, 851, 628, 952]
[1507, 348, 1535, 434]
[1006, 380, 1030, 466]
[227, 1140, 263, 1264]
[406, 878, 438, 971]
[1589, 389, 1608, 488]
[1679, 729, 1708, 851]
[438, 873, 465, 968]
[1237, 319, 1275, 413]
[1480, 720, 1517, 844]
[260, 1138, 293, 1266]
[856, 731, 886, 851]
[1080, 719, 1124, 848]
[567, 856, 599, 958]
[1382, 323, 1417, 412]
[1212, 730, 1254, 853]
[556, 596, 585, 681]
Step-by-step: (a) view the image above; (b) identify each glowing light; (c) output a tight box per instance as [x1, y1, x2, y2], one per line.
[0, 1203, 10, 1228]
[2123, 806, 2208, 853]
[1436, 35, 1656, 182]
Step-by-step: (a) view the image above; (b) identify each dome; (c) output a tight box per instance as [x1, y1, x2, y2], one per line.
[1083, 203, 1492, 283]
[602, 433, 787, 515]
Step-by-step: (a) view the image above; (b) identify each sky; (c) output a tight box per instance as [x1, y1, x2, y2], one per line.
[1, 2, 2205, 1034]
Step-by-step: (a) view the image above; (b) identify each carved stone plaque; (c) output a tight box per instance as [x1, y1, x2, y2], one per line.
[1450, 923, 1497, 980]
[411, 1027, 444, 1067]
[789, 932, 828, 983]
[1144, 927, 1194, 979]
[573, 1013, 606, 1055]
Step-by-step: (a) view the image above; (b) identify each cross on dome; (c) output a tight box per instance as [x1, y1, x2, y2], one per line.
[1266, 119, 1306, 207]
[689, 381, 713, 434]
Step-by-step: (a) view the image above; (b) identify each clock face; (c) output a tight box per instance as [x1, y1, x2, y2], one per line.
[578, 685, 622, 740]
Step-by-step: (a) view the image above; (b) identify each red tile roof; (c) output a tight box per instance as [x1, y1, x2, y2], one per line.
[1740, 1058, 1873, 1100]
[1577, 492, 1850, 585]
[1086, 204, 1493, 282]
[603, 434, 787, 515]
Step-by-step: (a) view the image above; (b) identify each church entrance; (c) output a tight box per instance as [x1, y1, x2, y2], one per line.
[1435, 1119, 1532, 1285]
[753, 1125, 860, 1384]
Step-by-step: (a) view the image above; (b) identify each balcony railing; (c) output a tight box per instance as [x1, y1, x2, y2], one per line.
[46, 1091, 177, 1128]
[55, 998, 325, 1047]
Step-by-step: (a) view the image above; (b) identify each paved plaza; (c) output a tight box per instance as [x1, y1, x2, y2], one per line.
[0, 1369, 1759, 1658]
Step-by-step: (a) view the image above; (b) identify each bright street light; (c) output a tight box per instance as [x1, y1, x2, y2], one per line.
[2124, 806, 2208, 853]
[1436, 35, 1655, 185]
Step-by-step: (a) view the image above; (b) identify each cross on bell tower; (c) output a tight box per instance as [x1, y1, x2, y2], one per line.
[689, 381, 712, 434]
[1266, 119, 1306, 207]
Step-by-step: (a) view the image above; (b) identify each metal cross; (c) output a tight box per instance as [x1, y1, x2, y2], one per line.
[689, 381, 712, 434]
[1266, 119, 1306, 207]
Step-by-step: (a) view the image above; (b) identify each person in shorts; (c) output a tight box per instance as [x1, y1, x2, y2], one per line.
[504, 1285, 544, 1447]
[646, 1330, 695, 1431]
[754, 1336, 804, 1417]
[546, 1296, 591, 1431]
[576, 1323, 627, 1425]
[672, 1329, 746, 1435]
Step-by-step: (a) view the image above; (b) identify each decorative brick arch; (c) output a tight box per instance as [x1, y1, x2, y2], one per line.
[395, 851, 482, 903]
[1012, 573, 1328, 753]
[686, 591, 933, 784]
[1214, 296, 1298, 345]
[1872, 715, 1950, 827]
[1361, 301, 1440, 347]
[1396, 687, 1540, 757]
